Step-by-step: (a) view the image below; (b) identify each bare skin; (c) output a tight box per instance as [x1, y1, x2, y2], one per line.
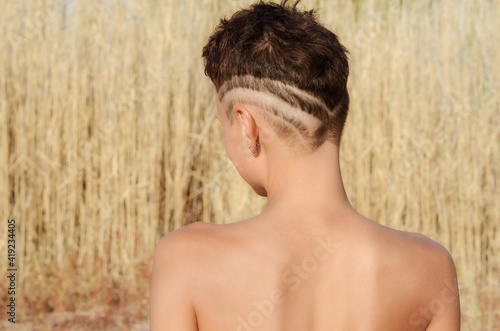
[149, 96, 460, 331]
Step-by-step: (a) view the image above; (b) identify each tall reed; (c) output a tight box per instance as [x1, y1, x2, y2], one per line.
[0, 0, 498, 329]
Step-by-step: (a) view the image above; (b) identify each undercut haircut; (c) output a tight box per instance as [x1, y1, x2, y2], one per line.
[202, 0, 349, 150]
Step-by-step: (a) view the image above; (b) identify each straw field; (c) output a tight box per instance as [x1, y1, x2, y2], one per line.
[0, 0, 499, 329]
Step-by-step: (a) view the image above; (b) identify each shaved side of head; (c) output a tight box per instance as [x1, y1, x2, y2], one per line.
[218, 75, 349, 150]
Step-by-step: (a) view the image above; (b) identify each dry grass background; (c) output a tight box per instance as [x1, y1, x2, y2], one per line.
[0, 0, 498, 329]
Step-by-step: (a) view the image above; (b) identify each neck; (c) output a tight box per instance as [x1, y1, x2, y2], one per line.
[263, 141, 353, 217]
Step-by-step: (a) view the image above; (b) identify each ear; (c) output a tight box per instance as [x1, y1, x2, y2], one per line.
[235, 107, 260, 152]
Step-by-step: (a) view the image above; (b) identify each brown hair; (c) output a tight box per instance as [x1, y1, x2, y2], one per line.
[202, 0, 349, 148]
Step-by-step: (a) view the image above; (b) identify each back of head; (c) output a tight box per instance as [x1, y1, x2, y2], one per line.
[203, 0, 349, 151]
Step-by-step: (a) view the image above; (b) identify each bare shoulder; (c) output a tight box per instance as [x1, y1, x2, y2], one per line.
[153, 221, 223, 268]
[149, 222, 224, 330]
[367, 223, 460, 329]
[152, 221, 245, 279]
[151, 221, 218, 277]
[151, 222, 212, 286]
[369, 224, 458, 284]
[389, 229, 457, 281]
[155, 221, 217, 249]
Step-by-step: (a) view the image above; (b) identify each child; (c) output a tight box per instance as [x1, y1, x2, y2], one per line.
[150, 1, 460, 330]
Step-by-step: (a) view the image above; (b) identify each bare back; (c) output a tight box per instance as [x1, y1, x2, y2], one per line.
[150, 211, 460, 331]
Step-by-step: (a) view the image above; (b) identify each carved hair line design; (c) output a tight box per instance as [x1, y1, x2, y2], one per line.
[218, 75, 347, 149]
[218, 75, 331, 121]
[222, 87, 323, 147]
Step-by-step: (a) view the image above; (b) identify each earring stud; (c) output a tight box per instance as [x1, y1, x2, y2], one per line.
[248, 144, 258, 156]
